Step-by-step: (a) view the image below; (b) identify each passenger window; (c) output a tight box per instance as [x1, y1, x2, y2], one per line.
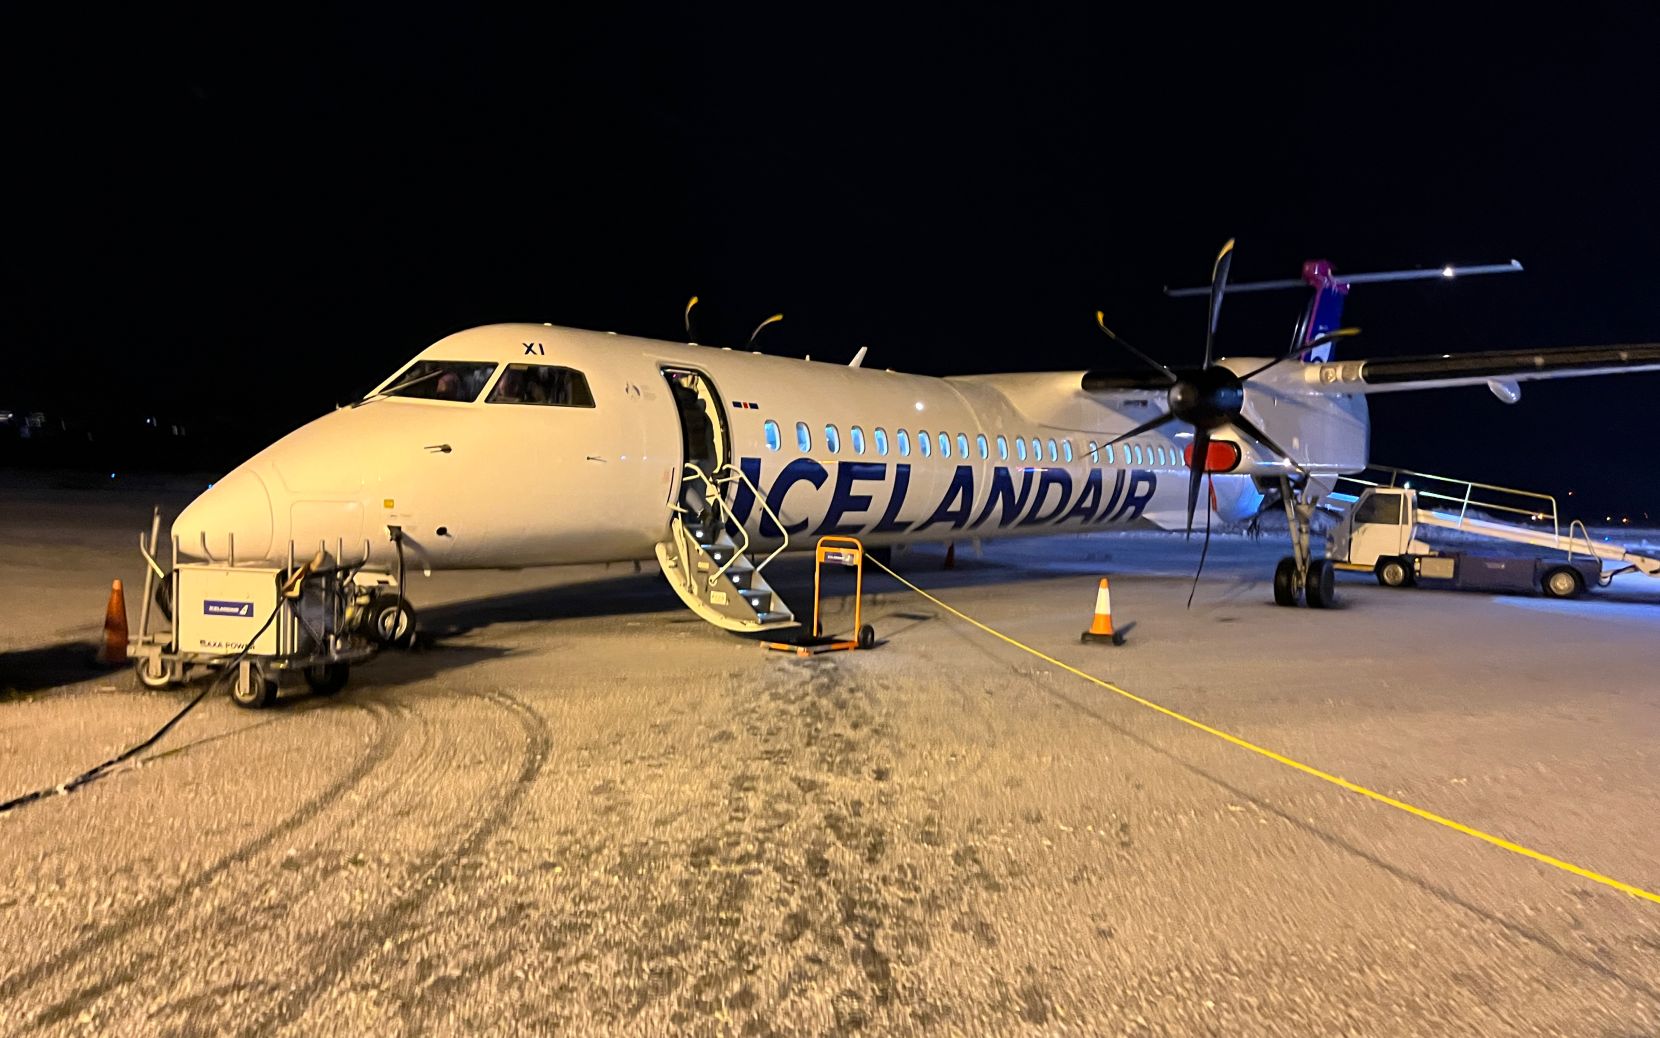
[996, 435, 1008, 460]
[976, 434, 988, 459]
[875, 427, 889, 456]
[796, 422, 812, 452]
[1063, 440, 1074, 463]
[957, 433, 969, 458]
[763, 420, 781, 451]
[1047, 438, 1058, 461]
[1134, 445, 1144, 465]
[486, 364, 594, 407]
[1157, 446, 1167, 466]
[1016, 437, 1028, 462]
[919, 431, 932, 457]
[825, 424, 841, 453]
[1104, 443, 1114, 464]
[851, 426, 866, 454]
[898, 429, 911, 456]
[939, 432, 951, 458]
[1030, 438, 1041, 461]
[1087, 441, 1098, 463]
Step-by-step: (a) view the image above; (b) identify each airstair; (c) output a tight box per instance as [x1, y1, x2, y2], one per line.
[655, 463, 799, 632]
[1330, 465, 1660, 581]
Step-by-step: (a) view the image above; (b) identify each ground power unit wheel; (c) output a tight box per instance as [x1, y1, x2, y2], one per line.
[133, 654, 176, 690]
[367, 594, 418, 650]
[231, 660, 277, 709]
[857, 624, 876, 650]
[303, 662, 350, 695]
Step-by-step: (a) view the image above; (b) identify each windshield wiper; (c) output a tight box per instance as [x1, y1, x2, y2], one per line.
[352, 369, 441, 407]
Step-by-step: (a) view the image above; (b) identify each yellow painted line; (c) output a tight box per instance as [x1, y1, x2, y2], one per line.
[866, 558, 1660, 905]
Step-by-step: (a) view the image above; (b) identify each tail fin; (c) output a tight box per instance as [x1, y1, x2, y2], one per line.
[1293, 260, 1349, 363]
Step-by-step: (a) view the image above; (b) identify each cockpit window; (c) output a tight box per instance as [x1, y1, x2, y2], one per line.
[379, 360, 498, 402]
[486, 364, 595, 407]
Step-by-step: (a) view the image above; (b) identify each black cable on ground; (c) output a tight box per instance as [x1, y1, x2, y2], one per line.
[0, 592, 289, 816]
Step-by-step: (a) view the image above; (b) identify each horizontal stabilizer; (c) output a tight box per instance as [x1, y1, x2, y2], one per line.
[1295, 343, 1660, 394]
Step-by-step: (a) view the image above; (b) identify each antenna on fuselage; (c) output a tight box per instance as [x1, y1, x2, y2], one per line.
[849, 346, 868, 368]
[748, 312, 783, 351]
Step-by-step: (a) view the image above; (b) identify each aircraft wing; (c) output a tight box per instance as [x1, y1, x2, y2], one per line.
[1294, 343, 1660, 395]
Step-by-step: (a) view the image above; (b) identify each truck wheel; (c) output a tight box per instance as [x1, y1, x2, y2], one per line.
[1375, 558, 1413, 588]
[1305, 559, 1338, 609]
[857, 624, 876, 650]
[230, 661, 277, 709]
[1273, 557, 1301, 607]
[1541, 567, 1583, 599]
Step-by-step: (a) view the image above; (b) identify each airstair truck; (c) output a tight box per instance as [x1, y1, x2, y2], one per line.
[1324, 468, 1660, 598]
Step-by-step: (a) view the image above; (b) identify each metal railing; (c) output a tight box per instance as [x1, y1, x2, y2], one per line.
[1333, 464, 1561, 541]
[678, 462, 793, 592]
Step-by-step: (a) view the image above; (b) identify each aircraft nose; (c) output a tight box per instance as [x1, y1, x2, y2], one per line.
[173, 468, 275, 562]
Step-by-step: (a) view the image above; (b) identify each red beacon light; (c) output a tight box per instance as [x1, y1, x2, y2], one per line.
[1183, 440, 1243, 472]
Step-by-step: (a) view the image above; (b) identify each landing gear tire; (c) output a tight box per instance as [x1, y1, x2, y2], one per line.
[856, 624, 876, 650]
[1541, 566, 1583, 599]
[231, 660, 277, 709]
[133, 654, 176, 690]
[303, 662, 350, 696]
[1376, 557, 1413, 588]
[367, 594, 418, 650]
[1273, 557, 1301, 607]
[1305, 558, 1337, 609]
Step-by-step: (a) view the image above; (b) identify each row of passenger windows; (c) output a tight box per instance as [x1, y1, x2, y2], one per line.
[760, 419, 1183, 467]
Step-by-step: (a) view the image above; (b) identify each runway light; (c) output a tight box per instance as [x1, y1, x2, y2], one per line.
[1441, 265, 1456, 278]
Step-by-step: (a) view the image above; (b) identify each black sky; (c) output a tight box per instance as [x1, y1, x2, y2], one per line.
[4, 8, 1658, 517]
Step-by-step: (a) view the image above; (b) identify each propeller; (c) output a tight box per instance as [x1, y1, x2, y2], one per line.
[1091, 240, 1357, 605]
[1094, 239, 1357, 535]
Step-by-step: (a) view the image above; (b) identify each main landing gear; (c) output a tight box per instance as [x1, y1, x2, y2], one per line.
[1272, 475, 1337, 609]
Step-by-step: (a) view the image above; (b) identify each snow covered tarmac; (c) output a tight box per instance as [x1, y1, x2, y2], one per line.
[2, 476, 1658, 1035]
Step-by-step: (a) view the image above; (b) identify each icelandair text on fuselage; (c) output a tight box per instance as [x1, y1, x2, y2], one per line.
[726, 458, 1159, 538]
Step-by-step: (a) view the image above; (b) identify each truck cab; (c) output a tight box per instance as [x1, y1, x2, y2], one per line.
[1328, 487, 1432, 585]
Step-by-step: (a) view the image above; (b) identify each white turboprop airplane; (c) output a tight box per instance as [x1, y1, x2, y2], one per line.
[172, 244, 1660, 639]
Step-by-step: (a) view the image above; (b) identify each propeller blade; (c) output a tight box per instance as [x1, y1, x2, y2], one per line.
[1095, 311, 1177, 383]
[1203, 238, 1235, 368]
[1230, 414, 1309, 476]
[1238, 327, 1362, 381]
[1186, 473, 1213, 610]
[1184, 428, 1210, 538]
[1106, 411, 1179, 447]
[684, 296, 700, 338]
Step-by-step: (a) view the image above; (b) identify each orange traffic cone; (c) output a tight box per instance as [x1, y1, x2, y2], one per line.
[100, 579, 129, 666]
[943, 542, 956, 569]
[1080, 577, 1124, 645]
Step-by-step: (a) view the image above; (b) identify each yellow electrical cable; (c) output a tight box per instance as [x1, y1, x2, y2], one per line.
[866, 558, 1660, 905]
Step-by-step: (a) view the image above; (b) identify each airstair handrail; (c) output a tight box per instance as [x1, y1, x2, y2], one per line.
[681, 462, 753, 589]
[718, 462, 791, 578]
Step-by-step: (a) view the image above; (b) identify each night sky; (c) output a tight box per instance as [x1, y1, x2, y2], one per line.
[5, 9, 1657, 518]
